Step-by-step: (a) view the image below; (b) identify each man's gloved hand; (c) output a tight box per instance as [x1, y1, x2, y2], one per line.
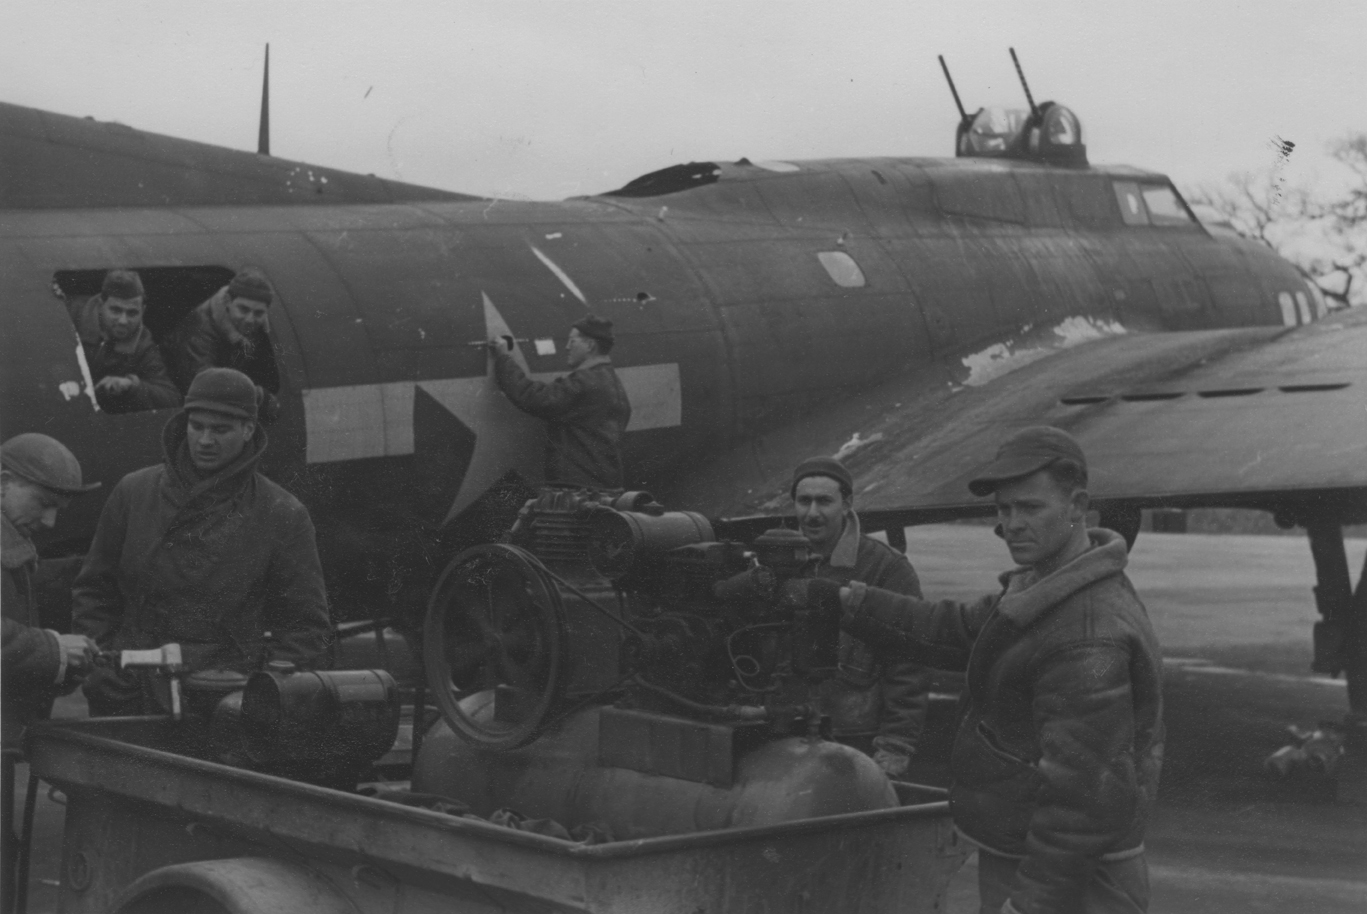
[871, 736, 914, 778]
[873, 748, 910, 777]
[56, 633, 98, 672]
[779, 577, 844, 619]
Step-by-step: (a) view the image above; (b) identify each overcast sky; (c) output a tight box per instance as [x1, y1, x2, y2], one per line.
[4, 1, 1363, 200]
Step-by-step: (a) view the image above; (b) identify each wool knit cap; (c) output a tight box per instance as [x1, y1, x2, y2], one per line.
[183, 368, 259, 421]
[1, 433, 101, 494]
[968, 426, 1087, 496]
[571, 315, 615, 346]
[101, 269, 144, 301]
[227, 267, 273, 305]
[791, 456, 854, 499]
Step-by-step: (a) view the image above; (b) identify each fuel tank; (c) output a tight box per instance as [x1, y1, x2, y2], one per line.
[412, 706, 896, 839]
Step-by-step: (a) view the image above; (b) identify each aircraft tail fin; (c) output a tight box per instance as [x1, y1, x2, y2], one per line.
[257, 43, 270, 156]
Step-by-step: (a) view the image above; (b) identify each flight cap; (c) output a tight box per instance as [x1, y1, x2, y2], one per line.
[227, 267, 273, 306]
[184, 368, 259, 421]
[968, 426, 1086, 496]
[0, 433, 101, 495]
[791, 456, 854, 500]
[101, 269, 144, 301]
[571, 314, 614, 346]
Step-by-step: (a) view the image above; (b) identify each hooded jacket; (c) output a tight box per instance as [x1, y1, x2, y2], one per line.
[72, 415, 330, 685]
[492, 351, 632, 489]
[165, 287, 282, 399]
[69, 296, 182, 413]
[810, 514, 929, 753]
[2, 516, 65, 750]
[842, 529, 1164, 914]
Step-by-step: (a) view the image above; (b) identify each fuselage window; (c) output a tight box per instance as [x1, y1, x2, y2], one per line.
[1140, 185, 1196, 227]
[1294, 291, 1312, 324]
[1277, 291, 1297, 327]
[1112, 181, 1149, 226]
[54, 266, 234, 414]
[816, 251, 866, 288]
[1305, 281, 1329, 318]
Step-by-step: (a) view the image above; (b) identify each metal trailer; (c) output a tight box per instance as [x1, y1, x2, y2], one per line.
[27, 717, 969, 914]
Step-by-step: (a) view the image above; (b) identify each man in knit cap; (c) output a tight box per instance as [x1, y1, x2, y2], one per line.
[74, 368, 331, 716]
[66, 269, 181, 413]
[785, 428, 1164, 914]
[2, 433, 100, 913]
[166, 266, 282, 420]
[788, 455, 930, 778]
[490, 314, 632, 489]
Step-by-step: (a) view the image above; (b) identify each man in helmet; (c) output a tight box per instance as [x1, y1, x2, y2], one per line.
[66, 269, 181, 413]
[489, 314, 632, 489]
[2, 434, 100, 913]
[73, 368, 330, 716]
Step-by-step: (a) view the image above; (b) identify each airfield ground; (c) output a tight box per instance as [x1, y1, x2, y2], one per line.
[12, 528, 1367, 912]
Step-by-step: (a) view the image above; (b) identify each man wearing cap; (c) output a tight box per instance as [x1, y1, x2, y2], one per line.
[789, 456, 930, 778]
[166, 266, 282, 420]
[73, 368, 331, 716]
[786, 427, 1163, 914]
[490, 315, 632, 489]
[66, 269, 181, 413]
[2, 434, 100, 913]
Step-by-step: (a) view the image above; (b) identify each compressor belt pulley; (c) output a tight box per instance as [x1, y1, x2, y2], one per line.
[423, 543, 567, 750]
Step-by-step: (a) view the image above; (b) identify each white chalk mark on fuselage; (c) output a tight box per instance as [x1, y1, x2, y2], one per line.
[529, 245, 588, 305]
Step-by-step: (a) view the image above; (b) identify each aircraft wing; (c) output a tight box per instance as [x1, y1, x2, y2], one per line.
[666, 306, 1367, 528]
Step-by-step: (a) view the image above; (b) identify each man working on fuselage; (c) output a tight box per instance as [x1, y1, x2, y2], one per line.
[490, 315, 632, 490]
[74, 368, 331, 716]
[68, 269, 181, 413]
[790, 456, 930, 777]
[787, 428, 1164, 914]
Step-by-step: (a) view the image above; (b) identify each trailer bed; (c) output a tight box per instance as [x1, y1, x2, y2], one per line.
[29, 717, 968, 913]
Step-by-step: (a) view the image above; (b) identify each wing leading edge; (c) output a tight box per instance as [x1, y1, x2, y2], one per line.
[664, 308, 1367, 528]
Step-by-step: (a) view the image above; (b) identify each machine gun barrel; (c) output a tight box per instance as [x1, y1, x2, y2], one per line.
[1009, 46, 1039, 117]
[938, 54, 968, 121]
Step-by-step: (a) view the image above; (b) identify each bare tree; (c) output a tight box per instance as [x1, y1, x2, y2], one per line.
[1187, 133, 1366, 309]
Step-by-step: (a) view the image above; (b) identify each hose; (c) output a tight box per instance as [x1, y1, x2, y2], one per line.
[16, 773, 37, 914]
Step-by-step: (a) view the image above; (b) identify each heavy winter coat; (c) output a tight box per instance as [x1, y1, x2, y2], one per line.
[811, 515, 929, 753]
[843, 529, 1164, 914]
[69, 296, 181, 413]
[2, 516, 63, 751]
[493, 352, 632, 489]
[72, 416, 330, 687]
[164, 287, 282, 398]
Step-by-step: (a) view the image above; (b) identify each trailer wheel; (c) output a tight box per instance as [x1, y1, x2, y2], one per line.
[112, 858, 359, 914]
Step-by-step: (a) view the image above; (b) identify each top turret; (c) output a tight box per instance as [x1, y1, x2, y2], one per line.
[940, 49, 1089, 168]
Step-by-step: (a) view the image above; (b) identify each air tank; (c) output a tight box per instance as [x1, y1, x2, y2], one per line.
[412, 706, 896, 840]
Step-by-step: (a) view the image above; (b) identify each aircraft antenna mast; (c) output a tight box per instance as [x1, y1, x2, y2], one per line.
[938, 55, 968, 121]
[1008, 47, 1039, 118]
[257, 43, 271, 156]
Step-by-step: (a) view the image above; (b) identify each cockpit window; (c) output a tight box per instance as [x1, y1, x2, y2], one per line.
[1140, 185, 1196, 226]
[1112, 181, 1149, 226]
[816, 251, 866, 288]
